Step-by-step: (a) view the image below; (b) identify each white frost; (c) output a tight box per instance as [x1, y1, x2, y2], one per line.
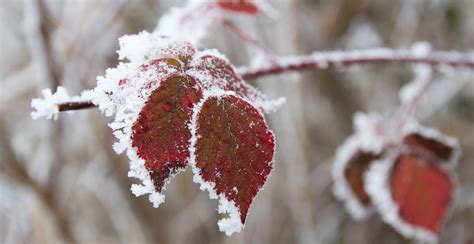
[399, 43, 433, 104]
[30, 87, 93, 120]
[364, 151, 439, 243]
[401, 120, 461, 169]
[188, 89, 244, 236]
[91, 34, 188, 208]
[332, 112, 385, 219]
[364, 121, 461, 243]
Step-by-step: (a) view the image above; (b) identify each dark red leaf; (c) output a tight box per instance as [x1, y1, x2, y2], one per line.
[344, 151, 380, 206]
[218, 0, 260, 15]
[390, 154, 453, 234]
[194, 95, 275, 224]
[403, 133, 455, 162]
[131, 74, 202, 192]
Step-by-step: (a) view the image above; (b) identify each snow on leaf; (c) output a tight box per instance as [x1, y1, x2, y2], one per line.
[365, 123, 460, 243]
[401, 122, 461, 168]
[90, 34, 281, 230]
[189, 54, 252, 98]
[190, 94, 275, 235]
[188, 52, 284, 113]
[332, 112, 385, 219]
[131, 74, 202, 193]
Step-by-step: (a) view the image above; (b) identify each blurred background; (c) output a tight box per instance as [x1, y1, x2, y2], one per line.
[1, 0, 473, 243]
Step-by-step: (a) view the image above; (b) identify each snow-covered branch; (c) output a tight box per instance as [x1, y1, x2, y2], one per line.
[32, 47, 473, 118]
[30, 87, 94, 120]
[238, 48, 474, 80]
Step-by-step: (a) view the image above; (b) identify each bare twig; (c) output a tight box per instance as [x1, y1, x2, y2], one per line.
[238, 49, 474, 80]
[394, 67, 436, 139]
[222, 20, 276, 59]
[58, 101, 97, 112]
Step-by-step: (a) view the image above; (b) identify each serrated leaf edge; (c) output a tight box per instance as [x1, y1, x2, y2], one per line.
[188, 89, 276, 236]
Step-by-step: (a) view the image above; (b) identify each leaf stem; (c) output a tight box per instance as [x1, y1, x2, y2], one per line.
[222, 20, 276, 59]
[58, 101, 97, 112]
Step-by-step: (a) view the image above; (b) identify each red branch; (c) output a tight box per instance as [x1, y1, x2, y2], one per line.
[222, 20, 276, 59]
[238, 50, 474, 80]
[58, 101, 96, 112]
[394, 67, 436, 139]
[54, 49, 473, 113]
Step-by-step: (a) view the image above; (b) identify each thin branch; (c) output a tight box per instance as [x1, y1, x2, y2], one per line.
[394, 66, 435, 139]
[222, 20, 276, 59]
[58, 101, 97, 112]
[51, 48, 473, 113]
[238, 49, 474, 80]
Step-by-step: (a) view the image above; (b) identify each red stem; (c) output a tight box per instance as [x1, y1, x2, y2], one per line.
[239, 52, 474, 80]
[393, 68, 435, 139]
[58, 101, 96, 112]
[222, 20, 276, 59]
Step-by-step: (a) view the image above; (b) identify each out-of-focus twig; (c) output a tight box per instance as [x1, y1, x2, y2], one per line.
[238, 49, 474, 80]
[0, 123, 76, 244]
[222, 20, 276, 59]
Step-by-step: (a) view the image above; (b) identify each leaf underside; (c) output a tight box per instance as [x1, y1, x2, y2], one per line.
[390, 154, 453, 234]
[403, 133, 454, 162]
[344, 151, 380, 206]
[131, 74, 202, 192]
[195, 95, 274, 224]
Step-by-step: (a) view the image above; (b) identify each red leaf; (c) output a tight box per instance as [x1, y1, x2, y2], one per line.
[131, 74, 202, 192]
[390, 154, 454, 234]
[218, 0, 260, 15]
[193, 95, 275, 227]
[365, 125, 460, 242]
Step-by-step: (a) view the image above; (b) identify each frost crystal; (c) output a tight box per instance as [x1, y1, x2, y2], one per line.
[332, 112, 385, 219]
[31, 87, 93, 120]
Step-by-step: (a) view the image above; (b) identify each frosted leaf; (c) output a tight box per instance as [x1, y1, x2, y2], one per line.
[332, 112, 385, 219]
[90, 36, 281, 230]
[401, 121, 461, 169]
[189, 91, 275, 236]
[365, 150, 456, 243]
[365, 122, 460, 243]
